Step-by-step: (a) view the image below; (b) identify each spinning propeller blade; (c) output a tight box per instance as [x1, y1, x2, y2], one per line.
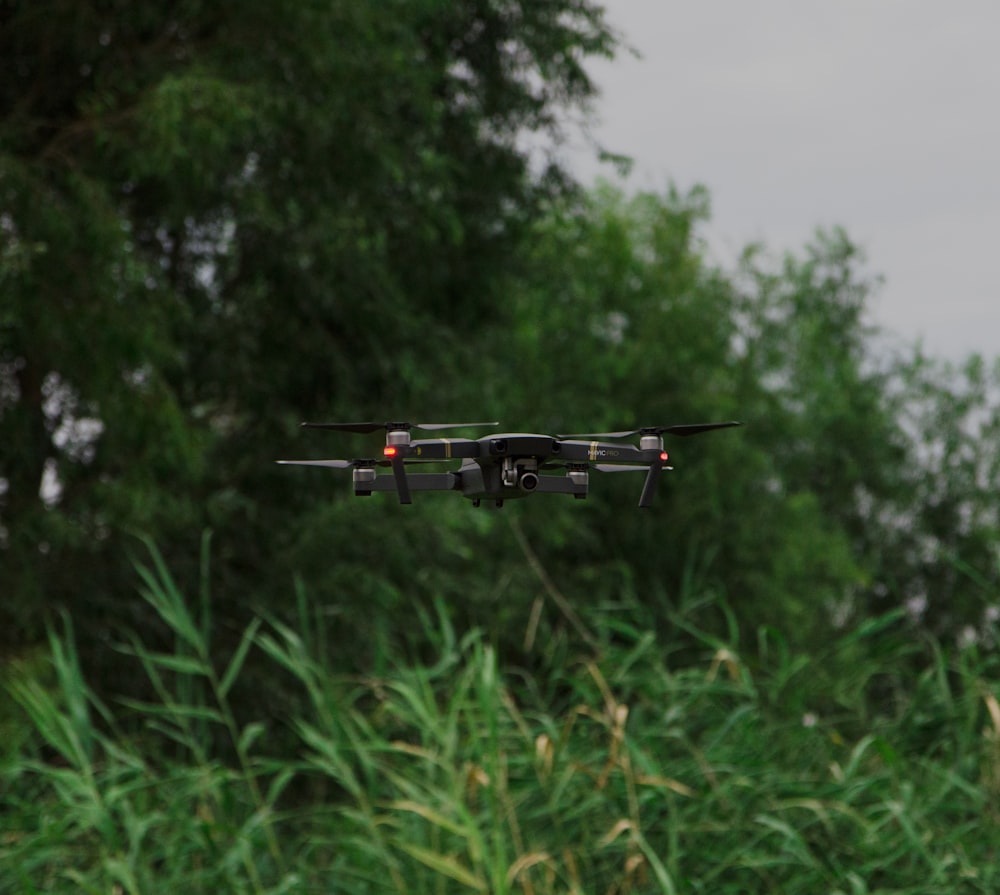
[301, 420, 498, 433]
[301, 422, 388, 433]
[558, 421, 743, 439]
[557, 428, 638, 439]
[415, 421, 499, 431]
[278, 458, 429, 468]
[276, 459, 355, 468]
[593, 463, 669, 472]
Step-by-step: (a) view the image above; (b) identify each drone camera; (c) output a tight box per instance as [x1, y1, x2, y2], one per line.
[502, 456, 539, 491]
[518, 471, 540, 492]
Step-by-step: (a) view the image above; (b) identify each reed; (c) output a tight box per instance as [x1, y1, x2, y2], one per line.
[3, 549, 999, 893]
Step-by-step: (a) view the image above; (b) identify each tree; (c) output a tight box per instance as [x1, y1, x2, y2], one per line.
[498, 186, 1000, 657]
[0, 0, 618, 663]
[880, 352, 1000, 644]
[479, 188, 921, 653]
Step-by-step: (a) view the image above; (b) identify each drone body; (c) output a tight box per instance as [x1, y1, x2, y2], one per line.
[278, 419, 742, 508]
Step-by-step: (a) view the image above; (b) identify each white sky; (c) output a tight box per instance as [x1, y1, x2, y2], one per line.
[566, 1, 1000, 361]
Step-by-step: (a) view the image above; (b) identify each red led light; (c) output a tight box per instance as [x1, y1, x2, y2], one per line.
[660, 451, 669, 462]
[383, 446, 398, 458]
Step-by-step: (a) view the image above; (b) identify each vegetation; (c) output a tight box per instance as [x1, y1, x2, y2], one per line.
[3, 1, 1000, 890]
[5, 551, 1000, 893]
[0, 0, 616, 653]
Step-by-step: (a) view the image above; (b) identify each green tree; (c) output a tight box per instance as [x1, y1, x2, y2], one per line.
[0, 0, 617, 663]
[881, 352, 1000, 644]
[495, 186, 1000, 657]
[480, 189, 899, 651]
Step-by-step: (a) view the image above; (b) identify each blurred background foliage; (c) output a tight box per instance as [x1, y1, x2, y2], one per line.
[4, 0, 1000, 691]
[3, 1, 1000, 889]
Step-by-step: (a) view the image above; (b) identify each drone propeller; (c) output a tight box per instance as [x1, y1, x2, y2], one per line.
[277, 458, 437, 468]
[416, 421, 500, 431]
[558, 421, 743, 439]
[593, 463, 672, 472]
[301, 420, 499, 433]
[276, 459, 357, 468]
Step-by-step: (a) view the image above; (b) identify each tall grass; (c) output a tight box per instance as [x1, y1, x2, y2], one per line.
[3, 548, 1000, 893]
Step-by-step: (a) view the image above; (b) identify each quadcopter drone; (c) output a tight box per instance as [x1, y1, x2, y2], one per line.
[278, 419, 742, 508]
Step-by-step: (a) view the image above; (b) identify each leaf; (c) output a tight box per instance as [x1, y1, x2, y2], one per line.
[599, 818, 633, 847]
[116, 649, 207, 676]
[389, 800, 471, 839]
[117, 698, 224, 725]
[396, 842, 487, 892]
[634, 830, 680, 895]
[636, 774, 697, 798]
[505, 851, 554, 886]
[238, 721, 267, 755]
[219, 617, 262, 699]
[134, 562, 202, 653]
[265, 766, 296, 807]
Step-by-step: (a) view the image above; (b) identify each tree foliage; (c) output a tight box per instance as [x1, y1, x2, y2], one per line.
[6, 5, 1000, 889]
[2, 0, 999, 698]
[0, 0, 616, 654]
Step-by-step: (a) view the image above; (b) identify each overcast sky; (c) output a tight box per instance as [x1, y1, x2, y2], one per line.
[565, 1, 1000, 362]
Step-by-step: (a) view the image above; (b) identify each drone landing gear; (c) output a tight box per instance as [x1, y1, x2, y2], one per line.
[470, 498, 504, 508]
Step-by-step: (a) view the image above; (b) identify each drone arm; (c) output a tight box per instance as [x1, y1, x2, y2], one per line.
[408, 438, 480, 460]
[368, 473, 459, 493]
[557, 441, 654, 464]
[533, 475, 588, 498]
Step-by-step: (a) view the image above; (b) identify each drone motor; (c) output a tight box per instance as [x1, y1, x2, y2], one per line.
[639, 432, 665, 452]
[385, 426, 412, 447]
[353, 465, 376, 495]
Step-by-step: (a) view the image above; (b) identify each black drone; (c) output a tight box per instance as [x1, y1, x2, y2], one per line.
[278, 419, 742, 508]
